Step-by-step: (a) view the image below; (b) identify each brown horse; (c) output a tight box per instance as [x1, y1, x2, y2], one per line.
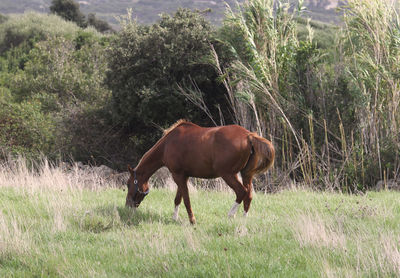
[126, 120, 275, 224]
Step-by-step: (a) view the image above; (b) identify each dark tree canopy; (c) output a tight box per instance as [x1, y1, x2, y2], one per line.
[106, 9, 230, 152]
[87, 13, 113, 33]
[49, 0, 85, 27]
[0, 13, 8, 24]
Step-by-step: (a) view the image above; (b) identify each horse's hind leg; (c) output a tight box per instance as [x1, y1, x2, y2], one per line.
[222, 174, 247, 218]
[173, 188, 182, 221]
[172, 173, 196, 224]
[241, 174, 254, 217]
[240, 153, 258, 217]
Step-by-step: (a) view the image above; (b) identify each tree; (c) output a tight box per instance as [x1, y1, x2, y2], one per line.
[0, 13, 8, 24]
[87, 13, 113, 33]
[49, 0, 85, 27]
[106, 9, 230, 153]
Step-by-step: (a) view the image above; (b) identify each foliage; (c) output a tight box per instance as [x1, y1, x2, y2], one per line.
[218, 0, 304, 144]
[49, 0, 86, 27]
[296, 17, 337, 50]
[11, 34, 109, 109]
[49, 0, 114, 33]
[337, 0, 400, 187]
[107, 8, 229, 152]
[87, 13, 113, 33]
[0, 12, 81, 54]
[0, 1, 399, 190]
[0, 12, 111, 161]
[0, 97, 55, 157]
[0, 13, 8, 24]
[214, 0, 400, 190]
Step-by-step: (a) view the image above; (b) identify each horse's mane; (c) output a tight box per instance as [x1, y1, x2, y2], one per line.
[135, 120, 191, 169]
[163, 119, 192, 136]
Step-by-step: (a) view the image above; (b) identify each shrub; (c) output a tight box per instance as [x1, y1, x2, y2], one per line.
[0, 12, 111, 162]
[10, 34, 109, 111]
[0, 12, 81, 54]
[0, 97, 56, 158]
[0, 13, 7, 24]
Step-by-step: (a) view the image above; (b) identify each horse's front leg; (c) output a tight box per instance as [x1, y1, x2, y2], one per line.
[173, 188, 182, 221]
[172, 173, 196, 224]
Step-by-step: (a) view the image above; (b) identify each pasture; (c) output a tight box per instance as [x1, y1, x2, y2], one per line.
[1, 160, 400, 277]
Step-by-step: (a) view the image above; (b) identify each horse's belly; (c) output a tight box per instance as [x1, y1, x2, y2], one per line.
[186, 169, 219, 179]
[166, 158, 218, 179]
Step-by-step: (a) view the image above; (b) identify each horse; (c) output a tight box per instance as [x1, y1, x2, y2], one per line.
[125, 120, 275, 224]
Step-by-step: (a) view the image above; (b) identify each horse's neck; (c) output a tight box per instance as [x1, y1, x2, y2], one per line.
[136, 139, 165, 181]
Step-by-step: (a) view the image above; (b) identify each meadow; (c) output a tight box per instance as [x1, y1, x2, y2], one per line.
[1, 159, 400, 277]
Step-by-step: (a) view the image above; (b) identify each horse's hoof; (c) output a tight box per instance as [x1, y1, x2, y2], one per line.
[243, 211, 248, 217]
[190, 217, 196, 225]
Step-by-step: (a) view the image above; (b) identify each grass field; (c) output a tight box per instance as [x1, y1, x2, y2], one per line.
[1, 160, 400, 277]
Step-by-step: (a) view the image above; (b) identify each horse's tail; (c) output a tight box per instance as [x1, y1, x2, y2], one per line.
[241, 133, 275, 177]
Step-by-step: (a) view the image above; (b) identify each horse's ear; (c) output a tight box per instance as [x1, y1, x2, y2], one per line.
[127, 165, 134, 174]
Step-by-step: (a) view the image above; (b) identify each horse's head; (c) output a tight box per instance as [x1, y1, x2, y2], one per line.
[125, 165, 150, 208]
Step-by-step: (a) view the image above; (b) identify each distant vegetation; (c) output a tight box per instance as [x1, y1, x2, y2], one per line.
[0, 0, 342, 26]
[0, 0, 399, 192]
[0, 0, 243, 26]
[49, 0, 113, 32]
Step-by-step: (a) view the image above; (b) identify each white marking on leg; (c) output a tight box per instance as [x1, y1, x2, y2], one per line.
[172, 205, 179, 221]
[243, 211, 248, 217]
[228, 202, 240, 218]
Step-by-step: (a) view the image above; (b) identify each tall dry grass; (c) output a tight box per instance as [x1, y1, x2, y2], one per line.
[0, 156, 118, 261]
[292, 212, 346, 249]
[0, 156, 121, 191]
[0, 211, 32, 258]
[289, 211, 400, 277]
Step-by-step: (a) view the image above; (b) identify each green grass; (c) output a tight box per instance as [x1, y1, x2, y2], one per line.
[1, 183, 400, 277]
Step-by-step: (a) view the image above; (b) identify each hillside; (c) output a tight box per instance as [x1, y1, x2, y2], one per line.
[0, 0, 343, 26]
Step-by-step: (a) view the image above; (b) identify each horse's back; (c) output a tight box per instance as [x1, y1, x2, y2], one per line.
[163, 123, 252, 178]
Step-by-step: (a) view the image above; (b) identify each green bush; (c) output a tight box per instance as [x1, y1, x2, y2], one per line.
[0, 13, 7, 24]
[0, 96, 56, 158]
[0, 12, 112, 162]
[10, 34, 109, 110]
[0, 12, 82, 54]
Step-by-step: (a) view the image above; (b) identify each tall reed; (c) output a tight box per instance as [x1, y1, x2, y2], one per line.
[213, 0, 400, 191]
